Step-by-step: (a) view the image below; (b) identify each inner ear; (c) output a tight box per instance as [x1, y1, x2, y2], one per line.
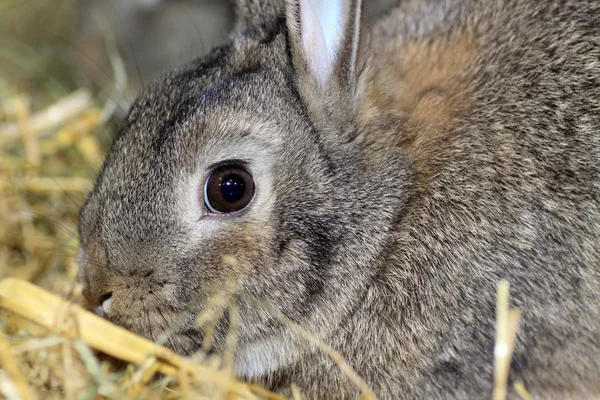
[298, 0, 335, 84]
[286, 0, 364, 89]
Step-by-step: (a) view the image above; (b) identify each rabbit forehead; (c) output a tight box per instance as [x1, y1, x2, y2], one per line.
[109, 65, 301, 174]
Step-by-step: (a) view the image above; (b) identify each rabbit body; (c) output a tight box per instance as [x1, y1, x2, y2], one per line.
[78, 0, 600, 398]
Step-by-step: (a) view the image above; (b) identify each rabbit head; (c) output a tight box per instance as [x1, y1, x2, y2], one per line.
[78, 0, 410, 377]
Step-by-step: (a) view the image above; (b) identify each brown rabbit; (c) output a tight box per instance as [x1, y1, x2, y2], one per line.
[77, 0, 600, 398]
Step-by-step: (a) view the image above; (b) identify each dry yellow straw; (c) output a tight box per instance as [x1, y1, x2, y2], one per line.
[0, 90, 93, 137]
[493, 280, 522, 400]
[0, 177, 93, 193]
[513, 380, 535, 400]
[0, 330, 34, 400]
[0, 278, 286, 400]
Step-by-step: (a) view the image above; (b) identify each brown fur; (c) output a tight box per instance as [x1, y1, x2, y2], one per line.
[363, 34, 478, 184]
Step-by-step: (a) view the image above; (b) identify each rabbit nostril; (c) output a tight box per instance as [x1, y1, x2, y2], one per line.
[143, 270, 154, 278]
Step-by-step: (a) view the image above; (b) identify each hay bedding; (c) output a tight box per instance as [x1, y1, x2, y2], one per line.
[0, 2, 529, 399]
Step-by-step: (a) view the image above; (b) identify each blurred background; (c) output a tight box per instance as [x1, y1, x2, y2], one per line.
[0, 0, 396, 293]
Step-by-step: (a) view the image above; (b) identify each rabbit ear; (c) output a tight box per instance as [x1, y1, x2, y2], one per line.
[286, 0, 365, 89]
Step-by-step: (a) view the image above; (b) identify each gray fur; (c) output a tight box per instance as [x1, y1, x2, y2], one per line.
[78, 0, 600, 398]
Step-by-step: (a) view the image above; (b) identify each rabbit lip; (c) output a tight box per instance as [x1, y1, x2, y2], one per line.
[97, 292, 113, 317]
[83, 289, 113, 317]
[92, 305, 104, 317]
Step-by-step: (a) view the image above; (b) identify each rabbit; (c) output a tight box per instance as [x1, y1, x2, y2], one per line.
[77, 0, 600, 398]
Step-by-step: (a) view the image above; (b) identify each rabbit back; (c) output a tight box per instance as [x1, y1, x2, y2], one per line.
[334, 0, 600, 397]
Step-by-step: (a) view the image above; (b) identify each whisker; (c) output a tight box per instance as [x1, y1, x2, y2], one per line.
[150, 292, 182, 351]
[141, 298, 156, 344]
[15, 209, 77, 237]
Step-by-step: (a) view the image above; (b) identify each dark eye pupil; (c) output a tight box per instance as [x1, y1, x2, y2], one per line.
[220, 174, 246, 203]
[204, 165, 255, 214]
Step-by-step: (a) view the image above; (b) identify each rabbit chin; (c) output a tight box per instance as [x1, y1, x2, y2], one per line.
[234, 335, 296, 379]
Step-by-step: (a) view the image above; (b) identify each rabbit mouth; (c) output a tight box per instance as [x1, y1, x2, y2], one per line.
[83, 291, 113, 318]
[93, 293, 113, 317]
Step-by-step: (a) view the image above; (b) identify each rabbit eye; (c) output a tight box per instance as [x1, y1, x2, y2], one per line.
[204, 165, 255, 214]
